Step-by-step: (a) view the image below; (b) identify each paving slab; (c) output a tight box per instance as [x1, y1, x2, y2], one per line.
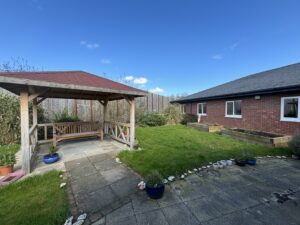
[162, 202, 200, 225]
[135, 209, 169, 225]
[63, 141, 300, 225]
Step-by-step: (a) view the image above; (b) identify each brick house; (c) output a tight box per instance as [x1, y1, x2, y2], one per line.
[173, 63, 300, 136]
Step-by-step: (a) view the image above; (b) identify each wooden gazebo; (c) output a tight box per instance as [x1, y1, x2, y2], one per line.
[0, 71, 146, 173]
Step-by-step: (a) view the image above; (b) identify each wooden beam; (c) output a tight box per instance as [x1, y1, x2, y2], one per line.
[37, 97, 46, 105]
[20, 92, 30, 173]
[28, 89, 50, 102]
[129, 98, 135, 149]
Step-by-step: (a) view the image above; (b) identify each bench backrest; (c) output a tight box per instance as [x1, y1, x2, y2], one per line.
[54, 122, 102, 136]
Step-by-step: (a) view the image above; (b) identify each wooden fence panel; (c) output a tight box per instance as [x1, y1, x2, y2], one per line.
[0, 88, 179, 123]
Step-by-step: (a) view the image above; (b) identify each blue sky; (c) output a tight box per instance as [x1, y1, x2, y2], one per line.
[0, 0, 300, 95]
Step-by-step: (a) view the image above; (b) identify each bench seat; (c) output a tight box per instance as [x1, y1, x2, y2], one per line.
[53, 122, 103, 146]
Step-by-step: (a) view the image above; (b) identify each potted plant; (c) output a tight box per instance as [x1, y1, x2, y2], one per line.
[0, 151, 16, 176]
[235, 156, 247, 166]
[289, 135, 300, 159]
[244, 149, 257, 165]
[145, 171, 165, 199]
[235, 150, 249, 166]
[43, 145, 60, 164]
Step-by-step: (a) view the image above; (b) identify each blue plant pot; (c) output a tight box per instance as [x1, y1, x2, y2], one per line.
[43, 153, 60, 164]
[146, 183, 165, 199]
[247, 159, 257, 165]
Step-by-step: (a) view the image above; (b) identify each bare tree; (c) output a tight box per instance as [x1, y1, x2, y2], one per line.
[0, 57, 38, 72]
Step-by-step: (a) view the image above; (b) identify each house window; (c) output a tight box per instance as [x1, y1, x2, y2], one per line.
[281, 97, 300, 122]
[197, 103, 207, 115]
[225, 100, 242, 118]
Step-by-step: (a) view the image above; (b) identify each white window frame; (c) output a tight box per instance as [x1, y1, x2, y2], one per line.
[280, 96, 300, 122]
[225, 100, 242, 118]
[197, 103, 207, 116]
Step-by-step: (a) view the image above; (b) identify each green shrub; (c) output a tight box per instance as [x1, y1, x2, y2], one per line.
[138, 113, 167, 127]
[54, 109, 80, 123]
[0, 94, 47, 145]
[0, 151, 16, 166]
[180, 113, 198, 125]
[145, 170, 163, 188]
[289, 135, 300, 156]
[0, 94, 20, 144]
[163, 105, 182, 124]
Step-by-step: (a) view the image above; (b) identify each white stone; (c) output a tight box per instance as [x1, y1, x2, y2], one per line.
[64, 216, 73, 225]
[188, 170, 192, 174]
[226, 160, 233, 166]
[180, 175, 185, 179]
[73, 220, 84, 225]
[276, 156, 282, 159]
[202, 166, 207, 169]
[60, 183, 66, 188]
[168, 176, 175, 181]
[209, 162, 213, 165]
[163, 179, 168, 184]
[282, 156, 287, 159]
[213, 163, 219, 170]
[77, 213, 87, 221]
[193, 168, 198, 172]
[115, 157, 122, 163]
[137, 181, 146, 190]
[184, 173, 188, 176]
[217, 163, 224, 169]
[220, 160, 227, 166]
[207, 165, 211, 169]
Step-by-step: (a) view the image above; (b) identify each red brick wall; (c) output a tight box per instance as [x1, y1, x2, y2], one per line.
[184, 93, 300, 136]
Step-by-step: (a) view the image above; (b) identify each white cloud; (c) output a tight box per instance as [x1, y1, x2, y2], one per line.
[212, 54, 223, 60]
[149, 87, 164, 93]
[133, 77, 148, 85]
[101, 59, 111, 64]
[229, 41, 240, 51]
[124, 76, 134, 81]
[80, 41, 99, 49]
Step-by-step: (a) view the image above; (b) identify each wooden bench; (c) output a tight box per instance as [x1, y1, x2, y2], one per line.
[53, 122, 103, 146]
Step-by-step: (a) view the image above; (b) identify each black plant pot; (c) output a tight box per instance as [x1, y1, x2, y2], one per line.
[146, 183, 165, 199]
[235, 159, 247, 166]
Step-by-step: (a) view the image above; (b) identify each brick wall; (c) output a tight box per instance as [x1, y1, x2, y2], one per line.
[184, 92, 300, 136]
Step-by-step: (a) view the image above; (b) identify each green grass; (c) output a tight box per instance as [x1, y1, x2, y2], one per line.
[0, 170, 69, 225]
[119, 125, 291, 177]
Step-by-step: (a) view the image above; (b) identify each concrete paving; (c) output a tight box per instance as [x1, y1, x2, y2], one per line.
[65, 148, 300, 225]
[32, 137, 126, 175]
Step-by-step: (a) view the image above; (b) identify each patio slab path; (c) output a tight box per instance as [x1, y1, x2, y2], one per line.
[66, 153, 300, 225]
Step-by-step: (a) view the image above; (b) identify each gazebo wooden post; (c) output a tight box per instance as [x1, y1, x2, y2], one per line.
[129, 98, 135, 149]
[100, 99, 108, 134]
[32, 98, 38, 142]
[20, 91, 30, 173]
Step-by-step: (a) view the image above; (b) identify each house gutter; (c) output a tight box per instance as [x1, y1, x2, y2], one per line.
[171, 85, 300, 104]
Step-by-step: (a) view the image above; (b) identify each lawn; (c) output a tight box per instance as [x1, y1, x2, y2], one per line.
[119, 125, 291, 177]
[0, 170, 69, 225]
